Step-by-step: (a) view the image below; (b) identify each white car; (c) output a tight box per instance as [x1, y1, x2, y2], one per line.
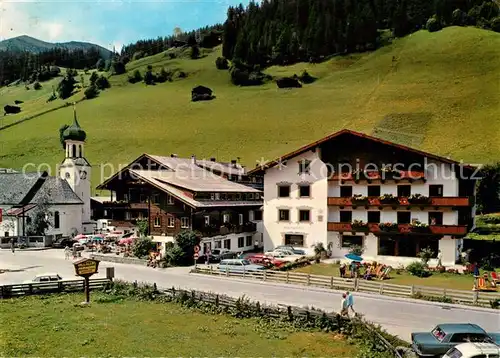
[264, 251, 304, 262]
[23, 273, 63, 284]
[443, 342, 500, 358]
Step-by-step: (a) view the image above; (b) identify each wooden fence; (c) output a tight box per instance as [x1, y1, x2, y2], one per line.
[0, 278, 111, 298]
[192, 267, 500, 308]
[158, 286, 403, 358]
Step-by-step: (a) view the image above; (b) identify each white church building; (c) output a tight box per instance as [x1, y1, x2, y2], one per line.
[0, 108, 94, 242]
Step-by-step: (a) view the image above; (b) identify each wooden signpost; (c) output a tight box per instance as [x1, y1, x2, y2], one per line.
[73, 258, 100, 304]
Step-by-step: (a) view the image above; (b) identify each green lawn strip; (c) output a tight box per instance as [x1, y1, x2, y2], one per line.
[294, 263, 499, 291]
[0, 292, 362, 357]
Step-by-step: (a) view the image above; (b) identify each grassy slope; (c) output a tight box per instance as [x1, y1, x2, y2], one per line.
[0, 293, 358, 356]
[0, 27, 498, 191]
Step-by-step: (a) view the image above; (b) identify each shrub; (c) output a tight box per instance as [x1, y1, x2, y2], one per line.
[298, 70, 315, 84]
[84, 85, 99, 99]
[349, 244, 364, 256]
[111, 60, 126, 75]
[155, 68, 170, 83]
[128, 70, 142, 84]
[95, 75, 110, 90]
[33, 82, 42, 90]
[132, 51, 145, 61]
[144, 69, 156, 85]
[215, 56, 229, 70]
[490, 299, 500, 309]
[426, 16, 441, 32]
[190, 45, 200, 59]
[491, 17, 500, 32]
[406, 261, 431, 278]
[132, 237, 155, 259]
[452, 8, 467, 26]
[313, 243, 327, 263]
[417, 247, 434, 266]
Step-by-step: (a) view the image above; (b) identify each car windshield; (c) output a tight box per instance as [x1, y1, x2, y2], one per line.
[431, 327, 446, 342]
[444, 347, 462, 358]
[212, 249, 220, 255]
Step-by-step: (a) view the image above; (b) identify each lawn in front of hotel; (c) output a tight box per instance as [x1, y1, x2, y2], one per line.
[0, 293, 360, 357]
[294, 263, 499, 291]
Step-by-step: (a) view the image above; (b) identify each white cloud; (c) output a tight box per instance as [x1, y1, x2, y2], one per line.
[45, 23, 64, 40]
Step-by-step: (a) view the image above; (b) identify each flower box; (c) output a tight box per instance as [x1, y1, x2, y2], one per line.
[352, 194, 369, 204]
[378, 222, 398, 232]
[351, 219, 368, 231]
[408, 194, 431, 205]
[379, 194, 398, 204]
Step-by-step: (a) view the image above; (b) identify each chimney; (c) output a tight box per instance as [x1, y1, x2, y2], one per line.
[210, 157, 216, 162]
[191, 155, 196, 164]
[170, 154, 178, 158]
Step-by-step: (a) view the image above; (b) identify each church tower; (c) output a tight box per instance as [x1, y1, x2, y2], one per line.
[59, 104, 92, 229]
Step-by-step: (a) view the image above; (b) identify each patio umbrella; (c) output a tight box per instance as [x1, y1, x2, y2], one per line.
[74, 234, 87, 240]
[344, 253, 363, 262]
[93, 234, 106, 239]
[118, 237, 135, 245]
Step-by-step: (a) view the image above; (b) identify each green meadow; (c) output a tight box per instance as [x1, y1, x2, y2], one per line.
[0, 26, 499, 191]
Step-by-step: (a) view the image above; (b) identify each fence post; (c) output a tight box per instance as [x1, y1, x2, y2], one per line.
[473, 291, 478, 305]
[379, 283, 384, 295]
[226, 268, 229, 277]
[286, 271, 289, 284]
[330, 276, 334, 289]
[443, 288, 447, 299]
[307, 274, 310, 286]
[410, 285, 415, 296]
[209, 265, 213, 275]
[354, 278, 359, 291]
[263, 270, 267, 281]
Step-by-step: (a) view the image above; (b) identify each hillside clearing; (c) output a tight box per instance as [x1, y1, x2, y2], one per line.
[0, 27, 498, 191]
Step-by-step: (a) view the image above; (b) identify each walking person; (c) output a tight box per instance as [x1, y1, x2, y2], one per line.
[64, 246, 70, 260]
[437, 250, 443, 267]
[340, 293, 348, 317]
[346, 291, 356, 316]
[10, 238, 15, 254]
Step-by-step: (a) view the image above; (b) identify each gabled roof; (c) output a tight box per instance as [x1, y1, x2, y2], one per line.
[130, 170, 261, 209]
[248, 129, 476, 174]
[33, 177, 84, 205]
[0, 172, 48, 205]
[97, 153, 248, 190]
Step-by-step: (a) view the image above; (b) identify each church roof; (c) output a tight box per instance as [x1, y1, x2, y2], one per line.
[33, 177, 84, 205]
[62, 106, 86, 142]
[0, 172, 46, 205]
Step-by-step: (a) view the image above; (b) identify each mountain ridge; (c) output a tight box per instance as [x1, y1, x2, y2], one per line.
[0, 35, 112, 58]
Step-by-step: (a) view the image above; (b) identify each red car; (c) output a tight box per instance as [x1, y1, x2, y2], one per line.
[247, 253, 287, 268]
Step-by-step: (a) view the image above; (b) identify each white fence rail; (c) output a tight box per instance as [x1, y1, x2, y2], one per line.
[192, 267, 500, 307]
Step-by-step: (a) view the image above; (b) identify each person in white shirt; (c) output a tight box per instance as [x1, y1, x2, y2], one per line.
[340, 293, 348, 316]
[437, 250, 443, 267]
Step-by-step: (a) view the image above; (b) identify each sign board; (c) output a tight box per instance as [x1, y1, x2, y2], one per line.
[194, 245, 200, 253]
[194, 253, 199, 259]
[74, 258, 100, 277]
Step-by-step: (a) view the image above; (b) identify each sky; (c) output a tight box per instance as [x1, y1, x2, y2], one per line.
[0, 0, 250, 51]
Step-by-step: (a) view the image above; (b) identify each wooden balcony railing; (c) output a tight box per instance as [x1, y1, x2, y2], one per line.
[327, 196, 472, 207]
[327, 222, 468, 235]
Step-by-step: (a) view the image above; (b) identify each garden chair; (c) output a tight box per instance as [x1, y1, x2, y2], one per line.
[491, 272, 499, 284]
[378, 266, 392, 280]
[374, 264, 383, 278]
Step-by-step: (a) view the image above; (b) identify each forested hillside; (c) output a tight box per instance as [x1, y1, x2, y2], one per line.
[222, 0, 500, 65]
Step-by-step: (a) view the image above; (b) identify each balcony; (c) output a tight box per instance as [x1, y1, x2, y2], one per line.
[198, 222, 257, 238]
[329, 170, 426, 182]
[327, 196, 472, 208]
[327, 222, 468, 236]
[102, 201, 153, 210]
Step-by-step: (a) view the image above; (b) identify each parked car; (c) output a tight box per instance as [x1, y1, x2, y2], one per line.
[198, 248, 237, 263]
[443, 342, 500, 358]
[274, 245, 306, 255]
[52, 238, 75, 248]
[247, 253, 287, 268]
[264, 250, 304, 262]
[411, 324, 500, 357]
[22, 273, 69, 293]
[218, 259, 266, 273]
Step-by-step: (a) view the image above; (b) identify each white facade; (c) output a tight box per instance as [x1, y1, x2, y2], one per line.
[263, 149, 329, 252]
[259, 135, 475, 267]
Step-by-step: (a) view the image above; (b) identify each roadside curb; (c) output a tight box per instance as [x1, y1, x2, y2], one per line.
[189, 272, 499, 314]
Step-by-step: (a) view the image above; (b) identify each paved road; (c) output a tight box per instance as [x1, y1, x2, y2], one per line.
[1, 249, 499, 342]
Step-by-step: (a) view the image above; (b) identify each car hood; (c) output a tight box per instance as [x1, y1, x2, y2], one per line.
[487, 332, 500, 344]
